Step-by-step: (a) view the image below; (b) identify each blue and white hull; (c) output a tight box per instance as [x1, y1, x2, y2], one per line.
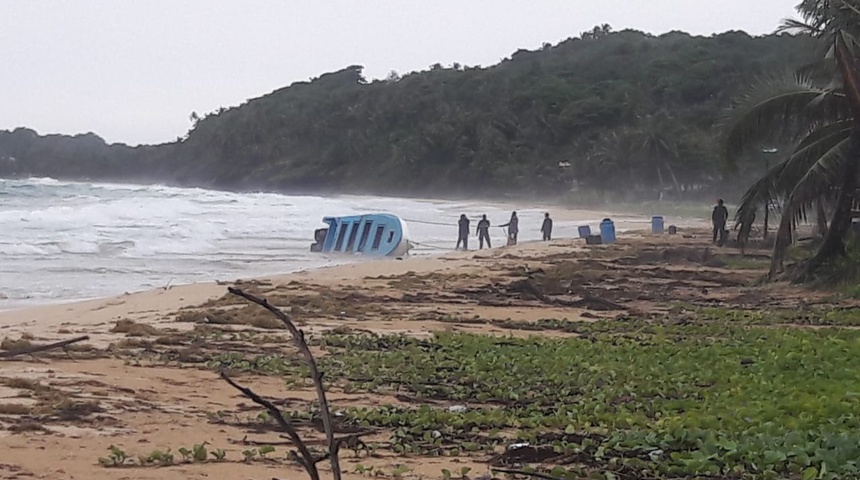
[311, 214, 411, 257]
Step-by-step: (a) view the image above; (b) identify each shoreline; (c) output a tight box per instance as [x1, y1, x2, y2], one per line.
[0, 239, 576, 339]
[0, 227, 645, 340]
[0, 190, 709, 315]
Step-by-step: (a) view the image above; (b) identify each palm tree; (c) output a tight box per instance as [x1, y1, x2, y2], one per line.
[637, 113, 684, 196]
[724, 0, 860, 279]
[583, 130, 633, 198]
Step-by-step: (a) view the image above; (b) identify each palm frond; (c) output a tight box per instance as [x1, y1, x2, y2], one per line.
[770, 134, 855, 275]
[797, 57, 837, 83]
[778, 18, 821, 35]
[734, 159, 787, 228]
[733, 121, 851, 227]
[793, 0, 860, 42]
[778, 120, 852, 187]
[783, 135, 853, 224]
[722, 74, 843, 166]
[842, 0, 860, 18]
[839, 28, 860, 62]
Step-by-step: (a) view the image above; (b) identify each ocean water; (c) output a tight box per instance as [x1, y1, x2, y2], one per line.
[0, 178, 607, 310]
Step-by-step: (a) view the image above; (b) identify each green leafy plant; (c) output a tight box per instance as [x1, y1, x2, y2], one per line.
[99, 444, 225, 468]
[144, 449, 174, 465]
[390, 464, 412, 479]
[196, 301, 860, 479]
[242, 448, 258, 463]
[210, 448, 227, 461]
[258, 444, 275, 458]
[177, 446, 192, 462]
[192, 442, 208, 462]
[98, 445, 128, 467]
[442, 466, 472, 480]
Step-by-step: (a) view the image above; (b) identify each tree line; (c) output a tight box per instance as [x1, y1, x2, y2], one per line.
[0, 28, 818, 200]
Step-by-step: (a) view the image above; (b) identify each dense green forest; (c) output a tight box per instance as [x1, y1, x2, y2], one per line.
[0, 28, 818, 200]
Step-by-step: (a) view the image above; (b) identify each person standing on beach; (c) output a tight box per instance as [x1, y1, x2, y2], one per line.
[477, 214, 491, 249]
[541, 212, 553, 241]
[456, 214, 470, 250]
[500, 211, 519, 245]
[712, 199, 729, 245]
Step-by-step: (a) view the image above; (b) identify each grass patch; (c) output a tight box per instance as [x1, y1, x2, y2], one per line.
[211, 319, 860, 478]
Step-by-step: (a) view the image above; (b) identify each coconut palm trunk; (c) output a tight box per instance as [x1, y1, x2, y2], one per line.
[806, 37, 860, 270]
[815, 158, 856, 256]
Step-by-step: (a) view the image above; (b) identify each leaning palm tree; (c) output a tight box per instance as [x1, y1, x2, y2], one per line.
[724, 0, 860, 279]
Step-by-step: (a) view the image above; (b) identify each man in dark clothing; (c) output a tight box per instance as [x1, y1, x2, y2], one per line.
[500, 211, 519, 245]
[456, 214, 470, 250]
[477, 214, 491, 249]
[712, 199, 729, 244]
[541, 212, 553, 241]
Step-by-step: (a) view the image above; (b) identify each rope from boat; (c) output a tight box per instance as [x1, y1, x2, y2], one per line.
[402, 218, 457, 227]
[403, 218, 509, 228]
[409, 240, 451, 251]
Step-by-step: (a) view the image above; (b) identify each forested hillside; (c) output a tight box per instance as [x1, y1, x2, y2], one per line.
[0, 28, 818, 199]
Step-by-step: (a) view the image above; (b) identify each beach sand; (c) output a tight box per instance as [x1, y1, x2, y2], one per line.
[2, 213, 826, 480]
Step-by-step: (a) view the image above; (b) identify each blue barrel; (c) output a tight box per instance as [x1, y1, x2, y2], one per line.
[577, 225, 591, 238]
[651, 216, 664, 234]
[599, 218, 616, 243]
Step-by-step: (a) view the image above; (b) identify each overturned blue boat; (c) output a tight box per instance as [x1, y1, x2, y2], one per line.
[310, 213, 411, 257]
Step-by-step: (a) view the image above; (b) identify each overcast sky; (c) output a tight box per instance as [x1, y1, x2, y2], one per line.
[1, 0, 798, 146]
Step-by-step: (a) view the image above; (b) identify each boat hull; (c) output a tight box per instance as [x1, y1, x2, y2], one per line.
[311, 214, 410, 257]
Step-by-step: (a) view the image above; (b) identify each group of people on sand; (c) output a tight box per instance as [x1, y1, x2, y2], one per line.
[456, 211, 553, 250]
[451, 199, 730, 252]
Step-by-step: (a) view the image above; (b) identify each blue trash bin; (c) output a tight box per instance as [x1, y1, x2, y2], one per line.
[599, 218, 616, 243]
[578, 225, 591, 238]
[651, 216, 664, 234]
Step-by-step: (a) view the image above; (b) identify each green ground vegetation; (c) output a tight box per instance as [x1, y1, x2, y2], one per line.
[207, 307, 860, 479]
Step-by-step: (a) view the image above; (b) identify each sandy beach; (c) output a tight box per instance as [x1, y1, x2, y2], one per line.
[2, 211, 838, 480]
[0, 204, 702, 335]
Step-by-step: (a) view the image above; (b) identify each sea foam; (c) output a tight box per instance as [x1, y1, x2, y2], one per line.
[0, 178, 570, 310]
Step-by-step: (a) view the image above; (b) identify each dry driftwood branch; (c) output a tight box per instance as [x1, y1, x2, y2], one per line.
[221, 371, 321, 480]
[227, 286, 342, 480]
[491, 467, 566, 480]
[0, 335, 90, 359]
